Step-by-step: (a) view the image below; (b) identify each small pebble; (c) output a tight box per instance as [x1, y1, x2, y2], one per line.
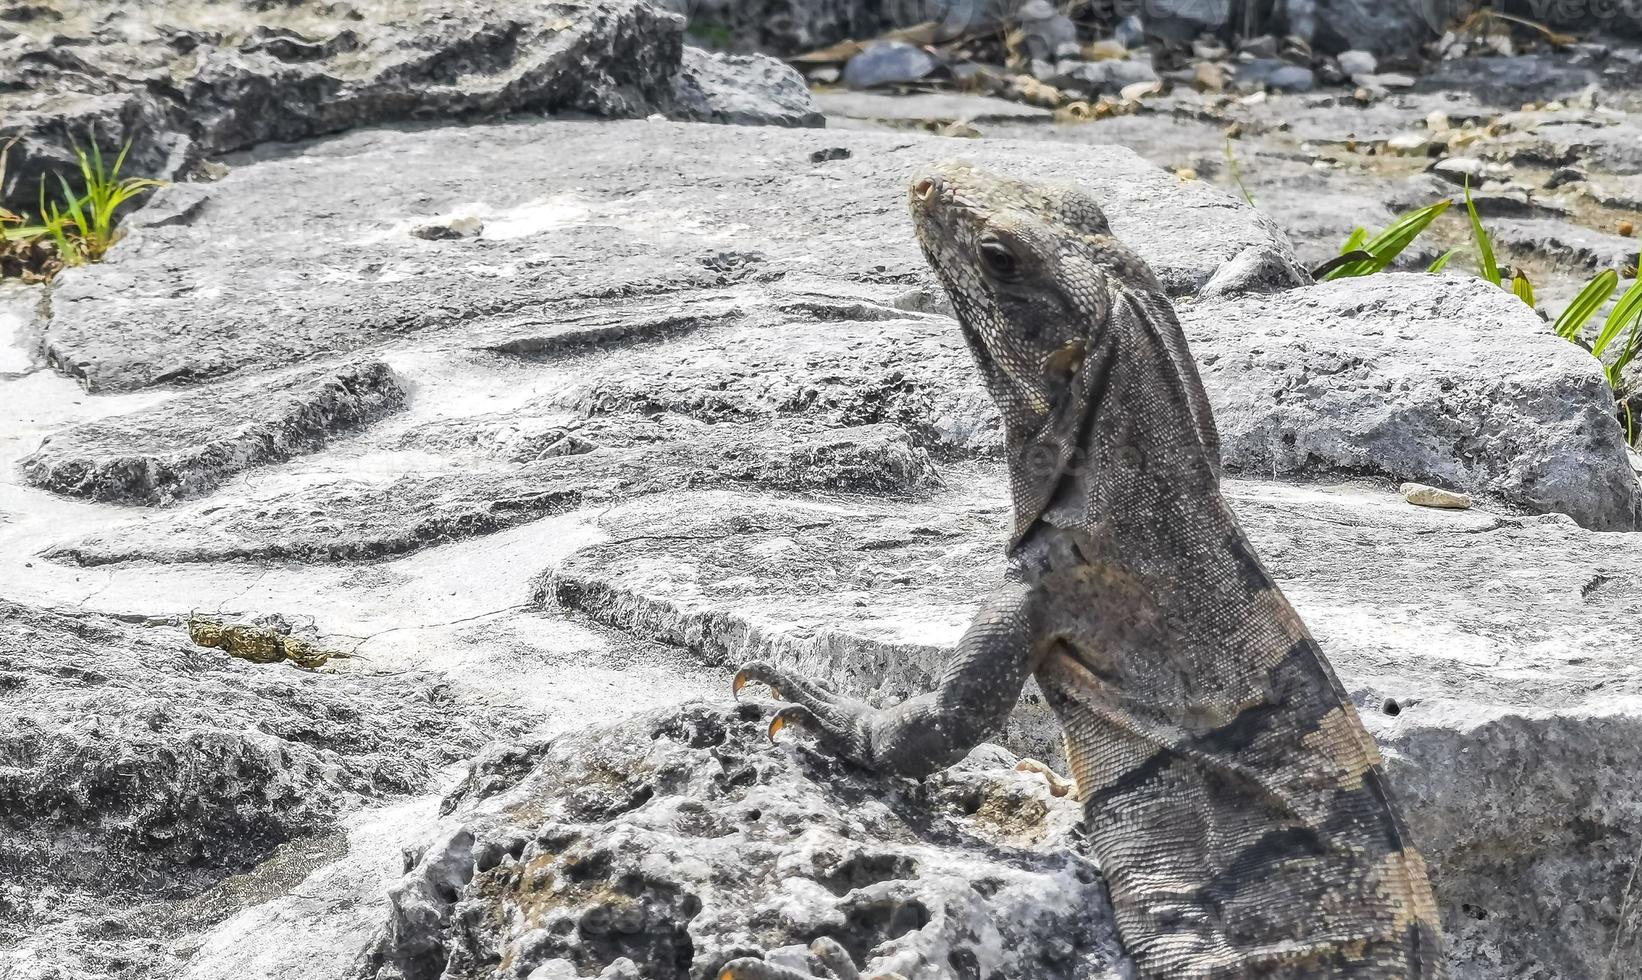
[1621, 220, 1635, 237]
[1385, 133, 1431, 155]
[1401, 482, 1472, 510]
[1084, 39, 1128, 61]
[410, 215, 482, 240]
[1120, 79, 1162, 101]
[1337, 49, 1378, 76]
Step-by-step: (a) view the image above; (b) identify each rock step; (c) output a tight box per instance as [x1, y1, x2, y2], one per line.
[40, 120, 1289, 392]
[43, 422, 940, 565]
[19, 359, 406, 506]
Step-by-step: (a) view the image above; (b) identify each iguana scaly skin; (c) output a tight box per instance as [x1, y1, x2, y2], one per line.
[724, 163, 1447, 980]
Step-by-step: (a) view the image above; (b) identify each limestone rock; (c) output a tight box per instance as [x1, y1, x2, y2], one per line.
[38, 120, 1288, 392]
[0, 598, 502, 971]
[0, 0, 687, 213]
[45, 415, 943, 565]
[1401, 482, 1473, 509]
[1337, 49, 1378, 76]
[1180, 274, 1642, 530]
[353, 702, 1129, 980]
[671, 47, 824, 127]
[842, 42, 939, 89]
[19, 360, 406, 505]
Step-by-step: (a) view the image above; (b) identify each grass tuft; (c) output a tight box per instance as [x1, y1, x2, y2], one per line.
[0, 133, 164, 280]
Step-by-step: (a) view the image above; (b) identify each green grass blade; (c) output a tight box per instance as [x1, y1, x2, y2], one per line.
[1428, 247, 1462, 273]
[1340, 227, 1368, 255]
[1594, 276, 1642, 356]
[1325, 201, 1452, 280]
[1554, 270, 1618, 340]
[111, 137, 132, 182]
[1511, 273, 1535, 308]
[1465, 178, 1501, 286]
[56, 174, 89, 238]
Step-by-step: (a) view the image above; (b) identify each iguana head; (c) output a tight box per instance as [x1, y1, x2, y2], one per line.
[907, 161, 1218, 544]
[907, 161, 1161, 429]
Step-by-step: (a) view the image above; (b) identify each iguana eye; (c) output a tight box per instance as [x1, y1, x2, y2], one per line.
[978, 238, 1020, 280]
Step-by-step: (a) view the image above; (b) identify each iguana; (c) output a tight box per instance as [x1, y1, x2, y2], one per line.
[722, 163, 1446, 980]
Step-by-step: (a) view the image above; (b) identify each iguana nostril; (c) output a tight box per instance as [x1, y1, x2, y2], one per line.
[913, 178, 936, 201]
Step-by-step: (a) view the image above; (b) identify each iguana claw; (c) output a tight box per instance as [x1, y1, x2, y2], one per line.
[767, 705, 813, 743]
[732, 662, 781, 701]
[732, 660, 878, 766]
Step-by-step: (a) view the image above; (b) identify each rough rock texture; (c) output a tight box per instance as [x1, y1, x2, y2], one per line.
[1180, 274, 1642, 530]
[353, 702, 1129, 980]
[542, 479, 1642, 980]
[47, 416, 941, 565]
[7, 80, 1642, 980]
[1140, 0, 1447, 54]
[671, 47, 824, 127]
[39, 121, 1286, 392]
[0, 598, 505, 969]
[18, 359, 405, 504]
[0, 0, 685, 211]
[655, 0, 992, 56]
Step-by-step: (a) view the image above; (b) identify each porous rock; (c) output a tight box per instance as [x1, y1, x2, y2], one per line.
[352, 701, 1128, 980]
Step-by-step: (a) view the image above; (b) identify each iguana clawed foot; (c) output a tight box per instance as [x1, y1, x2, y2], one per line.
[718, 937, 907, 980]
[732, 660, 878, 765]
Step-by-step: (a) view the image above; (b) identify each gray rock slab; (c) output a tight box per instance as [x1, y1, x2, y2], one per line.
[44, 418, 941, 565]
[40, 119, 1288, 392]
[842, 41, 940, 89]
[1415, 55, 1604, 105]
[671, 47, 824, 128]
[1490, 216, 1642, 273]
[18, 359, 405, 505]
[355, 702, 1129, 980]
[1181, 274, 1642, 530]
[39, 268, 1639, 571]
[541, 477, 1642, 980]
[813, 90, 1055, 123]
[0, 0, 685, 211]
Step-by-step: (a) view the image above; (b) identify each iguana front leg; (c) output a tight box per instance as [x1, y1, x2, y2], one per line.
[733, 581, 1039, 778]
